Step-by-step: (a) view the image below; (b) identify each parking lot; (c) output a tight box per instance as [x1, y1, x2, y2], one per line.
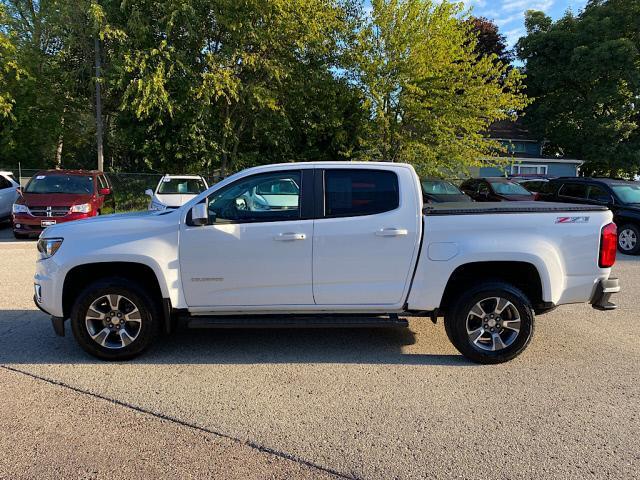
[0, 223, 638, 480]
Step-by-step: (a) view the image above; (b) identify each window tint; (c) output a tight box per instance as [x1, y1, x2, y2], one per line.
[324, 169, 399, 217]
[207, 171, 301, 223]
[490, 181, 532, 195]
[559, 183, 588, 199]
[0, 176, 11, 189]
[588, 185, 611, 203]
[478, 182, 490, 195]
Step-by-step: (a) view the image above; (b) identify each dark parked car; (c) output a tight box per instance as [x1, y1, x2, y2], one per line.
[538, 177, 640, 255]
[459, 177, 535, 202]
[421, 179, 472, 203]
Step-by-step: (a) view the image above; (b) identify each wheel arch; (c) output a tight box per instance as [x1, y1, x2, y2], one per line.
[62, 262, 168, 326]
[439, 261, 549, 315]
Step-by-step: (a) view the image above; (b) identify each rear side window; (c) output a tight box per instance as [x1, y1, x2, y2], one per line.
[324, 169, 399, 218]
[559, 183, 588, 199]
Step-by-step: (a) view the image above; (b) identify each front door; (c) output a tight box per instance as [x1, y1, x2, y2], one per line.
[312, 167, 421, 306]
[179, 169, 314, 308]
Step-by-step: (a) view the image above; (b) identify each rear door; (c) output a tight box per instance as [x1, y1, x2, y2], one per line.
[312, 166, 421, 306]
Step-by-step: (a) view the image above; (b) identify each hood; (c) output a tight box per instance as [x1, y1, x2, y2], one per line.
[425, 193, 472, 203]
[42, 209, 179, 240]
[154, 193, 198, 207]
[19, 192, 93, 207]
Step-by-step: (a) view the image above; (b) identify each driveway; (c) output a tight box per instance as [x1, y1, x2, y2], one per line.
[0, 236, 638, 479]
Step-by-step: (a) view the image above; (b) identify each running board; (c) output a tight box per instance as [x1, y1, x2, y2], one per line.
[185, 314, 409, 329]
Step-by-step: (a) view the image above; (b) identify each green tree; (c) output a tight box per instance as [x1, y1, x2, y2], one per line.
[352, 0, 529, 176]
[517, 2, 640, 176]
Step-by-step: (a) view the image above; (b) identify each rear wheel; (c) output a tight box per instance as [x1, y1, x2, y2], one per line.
[70, 277, 160, 360]
[617, 224, 640, 255]
[444, 282, 534, 364]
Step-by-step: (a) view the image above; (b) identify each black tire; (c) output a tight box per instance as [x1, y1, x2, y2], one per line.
[70, 277, 160, 360]
[617, 223, 640, 255]
[444, 282, 534, 364]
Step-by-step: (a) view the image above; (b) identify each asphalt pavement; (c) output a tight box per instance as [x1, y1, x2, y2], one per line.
[0, 222, 638, 479]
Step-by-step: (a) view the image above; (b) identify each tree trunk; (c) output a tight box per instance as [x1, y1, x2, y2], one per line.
[55, 111, 65, 168]
[94, 36, 104, 172]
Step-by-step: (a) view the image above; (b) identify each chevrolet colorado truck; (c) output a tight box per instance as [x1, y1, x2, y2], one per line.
[33, 162, 620, 363]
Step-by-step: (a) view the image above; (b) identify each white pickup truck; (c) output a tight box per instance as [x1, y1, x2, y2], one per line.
[34, 162, 620, 363]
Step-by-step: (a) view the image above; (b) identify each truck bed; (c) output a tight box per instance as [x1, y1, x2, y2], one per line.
[423, 201, 608, 216]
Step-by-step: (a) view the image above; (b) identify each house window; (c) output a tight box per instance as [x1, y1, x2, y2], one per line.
[511, 165, 548, 175]
[505, 141, 529, 153]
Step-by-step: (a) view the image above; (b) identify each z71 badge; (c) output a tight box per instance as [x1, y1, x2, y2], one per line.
[555, 216, 590, 224]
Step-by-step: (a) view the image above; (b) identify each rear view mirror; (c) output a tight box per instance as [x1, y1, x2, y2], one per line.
[191, 203, 208, 226]
[145, 189, 154, 197]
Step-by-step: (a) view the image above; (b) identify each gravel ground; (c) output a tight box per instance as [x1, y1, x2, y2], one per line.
[0, 223, 638, 479]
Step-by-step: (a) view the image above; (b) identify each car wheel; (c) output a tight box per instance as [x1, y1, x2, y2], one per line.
[444, 282, 534, 364]
[70, 277, 160, 360]
[617, 224, 640, 255]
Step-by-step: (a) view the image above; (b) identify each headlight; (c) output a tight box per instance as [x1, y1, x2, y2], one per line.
[70, 203, 91, 213]
[37, 238, 63, 259]
[12, 203, 29, 214]
[149, 200, 167, 211]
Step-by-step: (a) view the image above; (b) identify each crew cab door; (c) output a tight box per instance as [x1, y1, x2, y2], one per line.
[312, 167, 421, 306]
[179, 169, 315, 307]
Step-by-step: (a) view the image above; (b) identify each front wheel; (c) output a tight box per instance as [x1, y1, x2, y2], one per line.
[444, 282, 534, 364]
[70, 277, 160, 360]
[617, 224, 640, 255]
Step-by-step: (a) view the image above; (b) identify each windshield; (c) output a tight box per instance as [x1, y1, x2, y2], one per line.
[25, 174, 94, 194]
[158, 178, 207, 195]
[612, 184, 640, 204]
[421, 180, 462, 195]
[490, 181, 532, 195]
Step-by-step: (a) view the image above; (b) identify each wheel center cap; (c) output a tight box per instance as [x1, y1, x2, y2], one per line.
[487, 318, 497, 328]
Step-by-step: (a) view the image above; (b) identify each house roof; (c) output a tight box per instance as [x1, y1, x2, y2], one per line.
[487, 119, 537, 141]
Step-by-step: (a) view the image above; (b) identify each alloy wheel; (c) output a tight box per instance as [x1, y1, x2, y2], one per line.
[466, 297, 521, 352]
[85, 294, 142, 349]
[618, 228, 637, 252]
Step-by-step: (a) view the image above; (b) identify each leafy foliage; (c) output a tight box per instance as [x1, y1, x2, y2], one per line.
[0, 0, 528, 178]
[517, 1, 640, 176]
[352, 0, 529, 176]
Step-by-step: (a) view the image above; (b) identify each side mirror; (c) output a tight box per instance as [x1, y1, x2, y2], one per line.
[99, 187, 111, 195]
[145, 189, 154, 197]
[191, 203, 209, 226]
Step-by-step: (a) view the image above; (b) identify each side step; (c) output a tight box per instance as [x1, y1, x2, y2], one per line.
[185, 314, 409, 329]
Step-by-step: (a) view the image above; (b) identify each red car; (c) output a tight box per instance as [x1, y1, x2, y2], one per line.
[12, 170, 114, 239]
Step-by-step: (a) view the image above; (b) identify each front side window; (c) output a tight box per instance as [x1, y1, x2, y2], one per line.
[25, 174, 94, 195]
[611, 184, 640, 204]
[207, 171, 301, 223]
[0, 176, 11, 189]
[324, 169, 399, 217]
[588, 185, 612, 203]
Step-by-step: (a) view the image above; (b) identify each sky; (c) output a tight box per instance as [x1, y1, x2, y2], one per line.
[463, 0, 588, 46]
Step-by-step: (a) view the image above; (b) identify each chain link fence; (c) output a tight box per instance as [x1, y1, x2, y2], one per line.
[0, 166, 221, 212]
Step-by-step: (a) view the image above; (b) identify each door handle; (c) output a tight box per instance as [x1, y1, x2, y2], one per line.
[274, 232, 306, 241]
[375, 228, 408, 237]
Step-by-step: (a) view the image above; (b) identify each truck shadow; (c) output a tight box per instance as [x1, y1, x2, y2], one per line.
[0, 310, 472, 366]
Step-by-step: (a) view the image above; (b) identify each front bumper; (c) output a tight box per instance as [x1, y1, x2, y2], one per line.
[13, 212, 93, 235]
[590, 277, 620, 311]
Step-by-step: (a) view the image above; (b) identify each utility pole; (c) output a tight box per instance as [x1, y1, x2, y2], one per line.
[94, 36, 104, 172]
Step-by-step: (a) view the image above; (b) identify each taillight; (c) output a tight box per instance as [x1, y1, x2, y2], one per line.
[599, 223, 617, 268]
